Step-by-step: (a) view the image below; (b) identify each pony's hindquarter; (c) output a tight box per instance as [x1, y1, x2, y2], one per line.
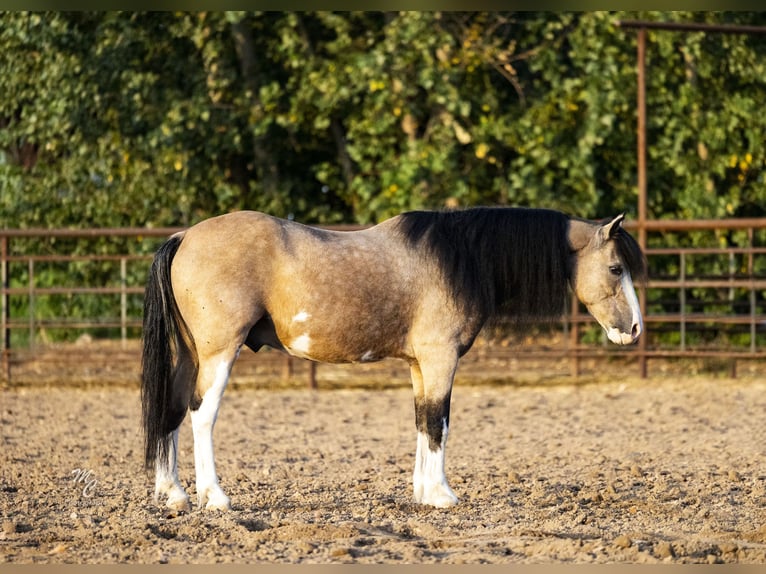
[154, 215, 275, 511]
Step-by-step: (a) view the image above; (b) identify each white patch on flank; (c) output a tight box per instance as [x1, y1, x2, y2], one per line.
[413, 421, 458, 508]
[292, 310, 310, 323]
[288, 334, 312, 359]
[359, 350, 376, 362]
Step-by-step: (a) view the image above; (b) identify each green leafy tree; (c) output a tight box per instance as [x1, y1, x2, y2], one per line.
[4, 11, 766, 230]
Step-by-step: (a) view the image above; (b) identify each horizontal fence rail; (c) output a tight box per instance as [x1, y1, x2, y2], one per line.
[1, 218, 765, 385]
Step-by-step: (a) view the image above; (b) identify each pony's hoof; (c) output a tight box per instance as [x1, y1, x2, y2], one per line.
[165, 493, 191, 513]
[197, 486, 231, 511]
[417, 484, 459, 508]
[425, 492, 459, 508]
[205, 495, 232, 511]
[156, 482, 191, 512]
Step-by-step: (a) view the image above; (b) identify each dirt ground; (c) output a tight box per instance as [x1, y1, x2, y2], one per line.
[2, 356, 766, 563]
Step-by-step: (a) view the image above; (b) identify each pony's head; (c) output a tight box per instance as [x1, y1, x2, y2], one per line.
[569, 215, 647, 345]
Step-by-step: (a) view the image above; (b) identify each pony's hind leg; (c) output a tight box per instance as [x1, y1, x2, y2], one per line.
[150, 340, 196, 512]
[154, 428, 191, 511]
[189, 346, 241, 510]
[410, 353, 459, 508]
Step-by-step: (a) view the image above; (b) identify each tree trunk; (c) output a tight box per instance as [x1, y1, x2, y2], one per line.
[230, 16, 280, 204]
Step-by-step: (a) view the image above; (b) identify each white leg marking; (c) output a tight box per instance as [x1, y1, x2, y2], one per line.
[154, 428, 191, 511]
[288, 334, 312, 359]
[291, 310, 310, 323]
[190, 358, 233, 510]
[359, 350, 376, 363]
[413, 432, 427, 503]
[413, 421, 458, 508]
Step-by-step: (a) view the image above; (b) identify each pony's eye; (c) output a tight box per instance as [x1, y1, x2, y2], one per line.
[609, 265, 623, 277]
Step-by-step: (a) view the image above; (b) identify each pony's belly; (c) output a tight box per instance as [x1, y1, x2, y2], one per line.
[282, 332, 392, 364]
[277, 313, 406, 364]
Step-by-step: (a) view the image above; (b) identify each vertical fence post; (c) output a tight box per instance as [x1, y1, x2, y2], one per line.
[1, 235, 9, 384]
[680, 252, 686, 352]
[636, 26, 649, 379]
[727, 249, 738, 375]
[120, 257, 127, 348]
[28, 259, 34, 350]
[748, 227, 756, 354]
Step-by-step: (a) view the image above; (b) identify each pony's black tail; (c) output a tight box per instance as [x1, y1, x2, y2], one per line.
[141, 233, 197, 471]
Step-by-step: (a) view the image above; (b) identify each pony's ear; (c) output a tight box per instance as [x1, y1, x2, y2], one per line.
[599, 213, 625, 242]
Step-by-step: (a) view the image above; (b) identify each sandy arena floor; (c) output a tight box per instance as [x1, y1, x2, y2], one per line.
[3, 367, 766, 563]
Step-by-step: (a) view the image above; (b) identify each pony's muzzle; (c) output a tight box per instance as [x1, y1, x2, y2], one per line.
[606, 320, 642, 345]
[606, 329, 635, 345]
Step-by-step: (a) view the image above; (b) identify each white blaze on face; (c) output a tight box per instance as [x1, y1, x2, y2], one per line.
[605, 272, 643, 345]
[622, 272, 643, 335]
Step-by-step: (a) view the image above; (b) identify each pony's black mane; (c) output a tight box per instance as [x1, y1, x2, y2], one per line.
[398, 207, 572, 322]
[397, 207, 647, 324]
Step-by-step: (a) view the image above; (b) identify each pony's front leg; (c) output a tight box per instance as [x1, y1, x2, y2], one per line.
[154, 428, 191, 511]
[190, 354, 236, 510]
[410, 357, 459, 508]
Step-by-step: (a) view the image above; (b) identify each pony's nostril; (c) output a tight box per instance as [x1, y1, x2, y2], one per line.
[631, 322, 641, 339]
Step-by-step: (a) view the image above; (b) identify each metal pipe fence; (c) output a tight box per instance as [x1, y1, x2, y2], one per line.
[1, 218, 764, 385]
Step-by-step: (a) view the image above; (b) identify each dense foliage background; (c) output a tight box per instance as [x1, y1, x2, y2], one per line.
[3, 11, 766, 229]
[1, 11, 765, 348]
